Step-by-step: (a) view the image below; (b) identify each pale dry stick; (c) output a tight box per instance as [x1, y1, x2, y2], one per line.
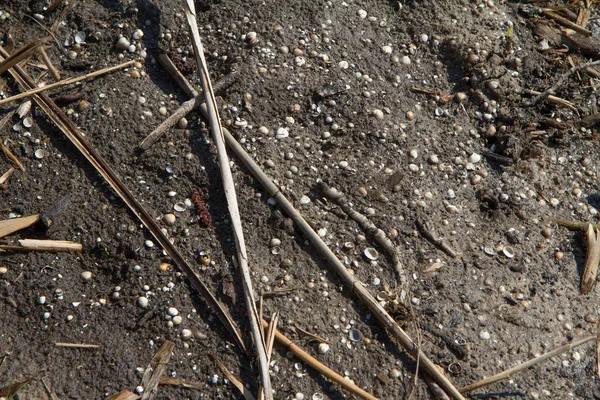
[258, 313, 279, 400]
[261, 319, 379, 400]
[597, 320, 600, 378]
[522, 59, 600, 107]
[0, 110, 15, 131]
[552, 218, 600, 231]
[1, 143, 25, 171]
[318, 181, 406, 284]
[0, 214, 39, 238]
[0, 45, 247, 354]
[140, 340, 174, 400]
[460, 335, 595, 393]
[416, 219, 458, 258]
[0, 167, 15, 185]
[209, 354, 256, 400]
[181, 1, 271, 398]
[158, 377, 203, 390]
[41, 377, 61, 400]
[424, 373, 451, 400]
[543, 9, 593, 37]
[161, 54, 465, 400]
[38, 47, 60, 81]
[16, 239, 81, 252]
[0, 60, 135, 106]
[582, 224, 600, 294]
[0, 37, 51, 75]
[138, 70, 238, 150]
[55, 342, 100, 349]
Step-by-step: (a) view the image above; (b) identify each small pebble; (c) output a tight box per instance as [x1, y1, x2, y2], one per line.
[0, 266, 8, 275]
[172, 315, 183, 325]
[167, 307, 179, 316]
[135, 386, 144, 394]
[555, 251, 564, 260]
[81, 271, 93, 281]
[479, 331, 491, 340]
[138, 296, 149, 308]
[381, 45, 392, 54]
[37, 296, 46, 305]
[469, 153, 481, 163]
[541, 227, 552, 239]
[357, 9, 367, 19]
[177, 118, 188, 129]
[400, 55, 411, 65]
[115, 37, 130, 51]
[585, 314, 597, 324]
[144, 240, 154, 248]
[406, 111, 415, 121]
[390, 368, 401, 379]
[182, 329, 193, 339]
[163, 213, 176, 225]
[372, 109, 384, 119]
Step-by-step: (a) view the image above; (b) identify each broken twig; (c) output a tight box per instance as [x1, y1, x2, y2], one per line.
[582, 224, 600, 294]
[209, 354, 256, 400]
[416, 219, 458, 258]
[551, 218, 600, 231]
[55, 342, 100, 349]
[0, 60, 135, 106]
[140, 340, 174, 400]
[318, 181, 406, 283]
[0, 214, 39, 239]
[1, 143, 25, 172]
[0, 37, 51, 75]
[543, 9, 593, 37]
[460, 335, 594, 393]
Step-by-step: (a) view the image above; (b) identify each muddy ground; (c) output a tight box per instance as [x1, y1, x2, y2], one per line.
[1, 0, 600, 399]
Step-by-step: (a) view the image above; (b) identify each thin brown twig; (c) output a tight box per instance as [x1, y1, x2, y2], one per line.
[551, 217, 600, 231]
[55, 342, 100, 349]
[0, 167, 15, 185]
[460, 335, 594, 393]
[209, 353, 256, 400]
[0, 60, 135, 106]
[0, 37, 51, 75]
[582, 224, 600, 294]
[522, 60, 600, 107]
[0, 44, 247, 354]
[1, 143, 25, 172]
[543, 9, 593, 37]
[38, 47, 60, 81]
[140, 340, 174, 400]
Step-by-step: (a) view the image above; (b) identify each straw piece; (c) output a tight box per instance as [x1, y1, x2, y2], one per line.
[460, 335, 594, 393]
[543, 9, 593, 37]
[158, 377, 203, 390]
[0, 214, 39, 238]
[0, 37, 51, 75]
[582, 224, 600, 294]
[0, 60, 135, 106]
[55, 342, 100, 349]
[16, 239, 82, 252]
[209, 353, 256, 400]
[38, 46, 61, 81]
[0, 44, 246, 354]
[263, 319, 379, 400]
[140, 340, 174, 400]
[1, 143, 25, 172]
[182, 1, 270, 397]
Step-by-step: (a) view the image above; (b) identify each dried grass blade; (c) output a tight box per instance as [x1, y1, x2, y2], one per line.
[0, 379, 32, 397]
[140, 340, 175, 400]
[582, 223, 600, 294]
[0, 214, 39, 238]
[209, 353, 256, 400]
[0, 37, 51, 75]
[181, 0, 270, 397]
[460, 335, 594, 393]
[0, 45, 246, 353]
[0, 60, 135, 106]
[17, 239, 81, 252]
[0, 167, 15, 185]
[1, 143, 25, 171]
[158, 377, 203, 390]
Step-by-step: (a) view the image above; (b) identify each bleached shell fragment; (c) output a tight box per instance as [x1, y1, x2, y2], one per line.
[276, 127, 289, 139]
[173, 202, 186, 212]
[34, 149, 45, 159]
[17, 100, 31, 118]
[318, 343, 330, 354]
[502, 245, 515, 258]
[22, 117, 33, 128]
[364, 247, 379, 260]
[74, 31, 86, 44]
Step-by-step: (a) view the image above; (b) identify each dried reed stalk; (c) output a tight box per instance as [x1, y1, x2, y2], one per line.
[582, 224, 600, 294]
[158, 377, 202, 390]
[262, 319, 379, 400]
[0, 37, 51, 75]
[0, 60, 135, 106]
[55, 342, 100, 349]
[181, 1, 271, 398]
[460, 335, 594, 393]
[140, 341, 174, 400]
[160, 52, 465, 400]
[209, 353, 256, 400]
[1, 143, 25, 171]
[0, 167, 15, 185]
[543, 9, 593, 37]
[0, 214, 39, 238]
[0, 44, 246, 353]
[39, 46, 60, 81]
[2, 239, 82, 252]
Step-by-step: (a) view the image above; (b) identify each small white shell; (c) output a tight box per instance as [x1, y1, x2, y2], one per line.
[317, 343, 330, 354]
[364, 247, 379, 261]
[173, 203, 186, 212]
[17, 100, 31, 118]
[484, 247, 496, 256]
[74, 31, 86, 44]
[502, 246, 515, 258]
[34, 149, 45, 159]
[23, 117, 33, 128]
